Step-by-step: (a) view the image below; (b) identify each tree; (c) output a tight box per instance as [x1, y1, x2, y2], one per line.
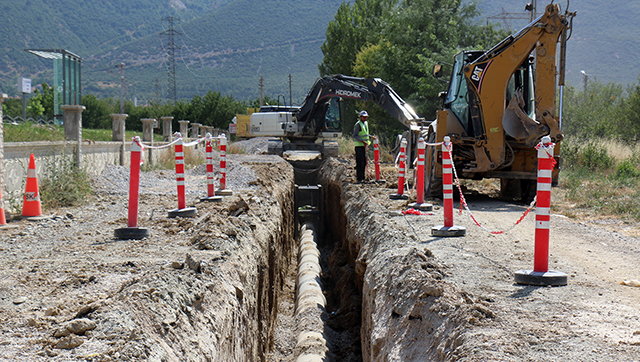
[320, 0, 507, 140]
[82, 94, 115, 129]
[2, 98, 22, 118]
[562, 80, 625, 139]
[318, 0, 396, 76]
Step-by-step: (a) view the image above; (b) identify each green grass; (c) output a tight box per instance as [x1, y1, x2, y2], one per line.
[4, 123, 65, 142]
[4, 122, 164, 143]
[555, 137, 640, 221]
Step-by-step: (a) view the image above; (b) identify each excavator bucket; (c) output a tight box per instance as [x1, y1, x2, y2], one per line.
[502, 89, 548, 148]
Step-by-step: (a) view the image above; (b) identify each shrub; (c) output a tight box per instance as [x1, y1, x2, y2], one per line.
[615, 159, 639, 180]
[40, 157, 93, 209]
[562, 139, 615, 172]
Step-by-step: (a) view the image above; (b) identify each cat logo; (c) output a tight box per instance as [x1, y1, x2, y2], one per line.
[471, 65, 483, 82]
[468, 60, 492, 92]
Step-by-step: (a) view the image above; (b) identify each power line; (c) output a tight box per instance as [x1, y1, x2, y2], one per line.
[161, 16, 182, 104]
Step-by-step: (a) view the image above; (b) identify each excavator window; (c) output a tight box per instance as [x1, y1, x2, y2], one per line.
[323, 98, 342, 132]
[446, 52, 472, 134]
[505, 59, 536, 119]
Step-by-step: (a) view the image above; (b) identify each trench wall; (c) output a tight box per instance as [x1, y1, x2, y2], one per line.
[320, 158, 495, 361]
[91, 159, 295, 361]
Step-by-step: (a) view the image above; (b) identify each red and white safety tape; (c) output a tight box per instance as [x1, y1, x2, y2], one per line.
[446, 145, 536, 235]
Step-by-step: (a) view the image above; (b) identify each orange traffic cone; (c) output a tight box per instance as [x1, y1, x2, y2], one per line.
[22, 153, 42, 218]
[0, 188, 6, 225]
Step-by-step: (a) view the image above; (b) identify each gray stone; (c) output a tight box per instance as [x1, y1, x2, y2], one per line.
[53, 318, 96, 338]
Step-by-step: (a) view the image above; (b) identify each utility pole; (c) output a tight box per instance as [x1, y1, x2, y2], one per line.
[581, 70, 589, 103]
[289, 74, 292, 107]
[487, 7, 529, 30]
[259, 76, 264, 107]
[116, 63, 125, 113]
[161, 16, 181, 104]
[525, 1, 537, 22]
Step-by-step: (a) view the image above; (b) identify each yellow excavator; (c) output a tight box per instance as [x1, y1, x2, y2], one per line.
[426, 3, 576, 201]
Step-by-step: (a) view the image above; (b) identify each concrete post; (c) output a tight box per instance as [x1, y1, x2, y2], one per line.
[111, 114, 127, 166]
[141, 118, 156, 166]
[191, 123, 201, 140]
[161, 116, 174, 142]
[61, 105, 86, 168]
[178, 120, 189, 140]
[111, 114, 127, 141]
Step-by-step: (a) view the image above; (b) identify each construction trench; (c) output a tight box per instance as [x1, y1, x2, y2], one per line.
[0, 151, 494, 361]
[4, 144, 640, 361]
[251, 152, 487, 361]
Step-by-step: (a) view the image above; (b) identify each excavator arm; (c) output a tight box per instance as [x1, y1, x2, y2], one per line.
[461, 3, 574, 172]
[295, 74, 424, 135]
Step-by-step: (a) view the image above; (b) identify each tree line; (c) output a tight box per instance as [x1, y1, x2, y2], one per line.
[2, 83, 274, 133]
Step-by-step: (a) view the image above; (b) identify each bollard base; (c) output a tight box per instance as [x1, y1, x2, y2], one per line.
[216, 189, 233, 196]
[114, 227, 150, 240]
[431, 225, 466, 237]
[514, 270, 568, 286]
[200, 195, 223, 202]
[408, 202, 433, 211]
[20, 215, 52, 222]
[389, 193, 408, 200]
[168, 207, 197, 218]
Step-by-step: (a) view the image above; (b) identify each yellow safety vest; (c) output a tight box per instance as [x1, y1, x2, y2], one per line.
[355, 120, 370, 147]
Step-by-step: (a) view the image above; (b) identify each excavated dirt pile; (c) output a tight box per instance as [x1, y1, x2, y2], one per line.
[320, 157, 640, 361]
[0, 154, 296, 361]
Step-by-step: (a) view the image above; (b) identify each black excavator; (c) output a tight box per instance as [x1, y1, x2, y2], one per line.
[235, 74, 426, 156]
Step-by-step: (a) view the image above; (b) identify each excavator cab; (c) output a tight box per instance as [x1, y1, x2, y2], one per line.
[322, 98, 342, 133]
[442, 51, 484, 137]
[443, 51, 538, 141]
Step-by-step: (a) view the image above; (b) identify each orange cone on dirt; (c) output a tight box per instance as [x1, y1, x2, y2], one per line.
[22, 153, 42, 218]
[0, 188, 6, 225]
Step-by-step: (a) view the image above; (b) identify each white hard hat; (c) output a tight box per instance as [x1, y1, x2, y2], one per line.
[359, 110, 369, 117]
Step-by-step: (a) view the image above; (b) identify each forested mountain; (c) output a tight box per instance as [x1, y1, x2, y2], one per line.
[0, 0, 343, 103]
[0, 0, 638, 104]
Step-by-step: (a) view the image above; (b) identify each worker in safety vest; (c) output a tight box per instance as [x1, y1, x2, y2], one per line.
[353, 110, 372, 183]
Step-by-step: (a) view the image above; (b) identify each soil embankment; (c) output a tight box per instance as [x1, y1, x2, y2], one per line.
[320, 157, 640, 361]
[1, 148, 640, 361]
[0, 154, 296, 361]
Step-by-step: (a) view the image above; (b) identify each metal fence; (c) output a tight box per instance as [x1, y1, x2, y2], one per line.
[2, 115, 57, 126]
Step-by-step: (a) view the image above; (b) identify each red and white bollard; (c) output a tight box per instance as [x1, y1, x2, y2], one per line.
[216, 133, 233, 196]
[200, 133, 223, 202]
[168, 132, 197, 218]
[515, 136, 567, 286]
[408, 137, 432, 211]
[115, 136, 150, 239]
[390, 138, 408, 200]
[432, 136, 466, 236]
[373, 137, 385, 183]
